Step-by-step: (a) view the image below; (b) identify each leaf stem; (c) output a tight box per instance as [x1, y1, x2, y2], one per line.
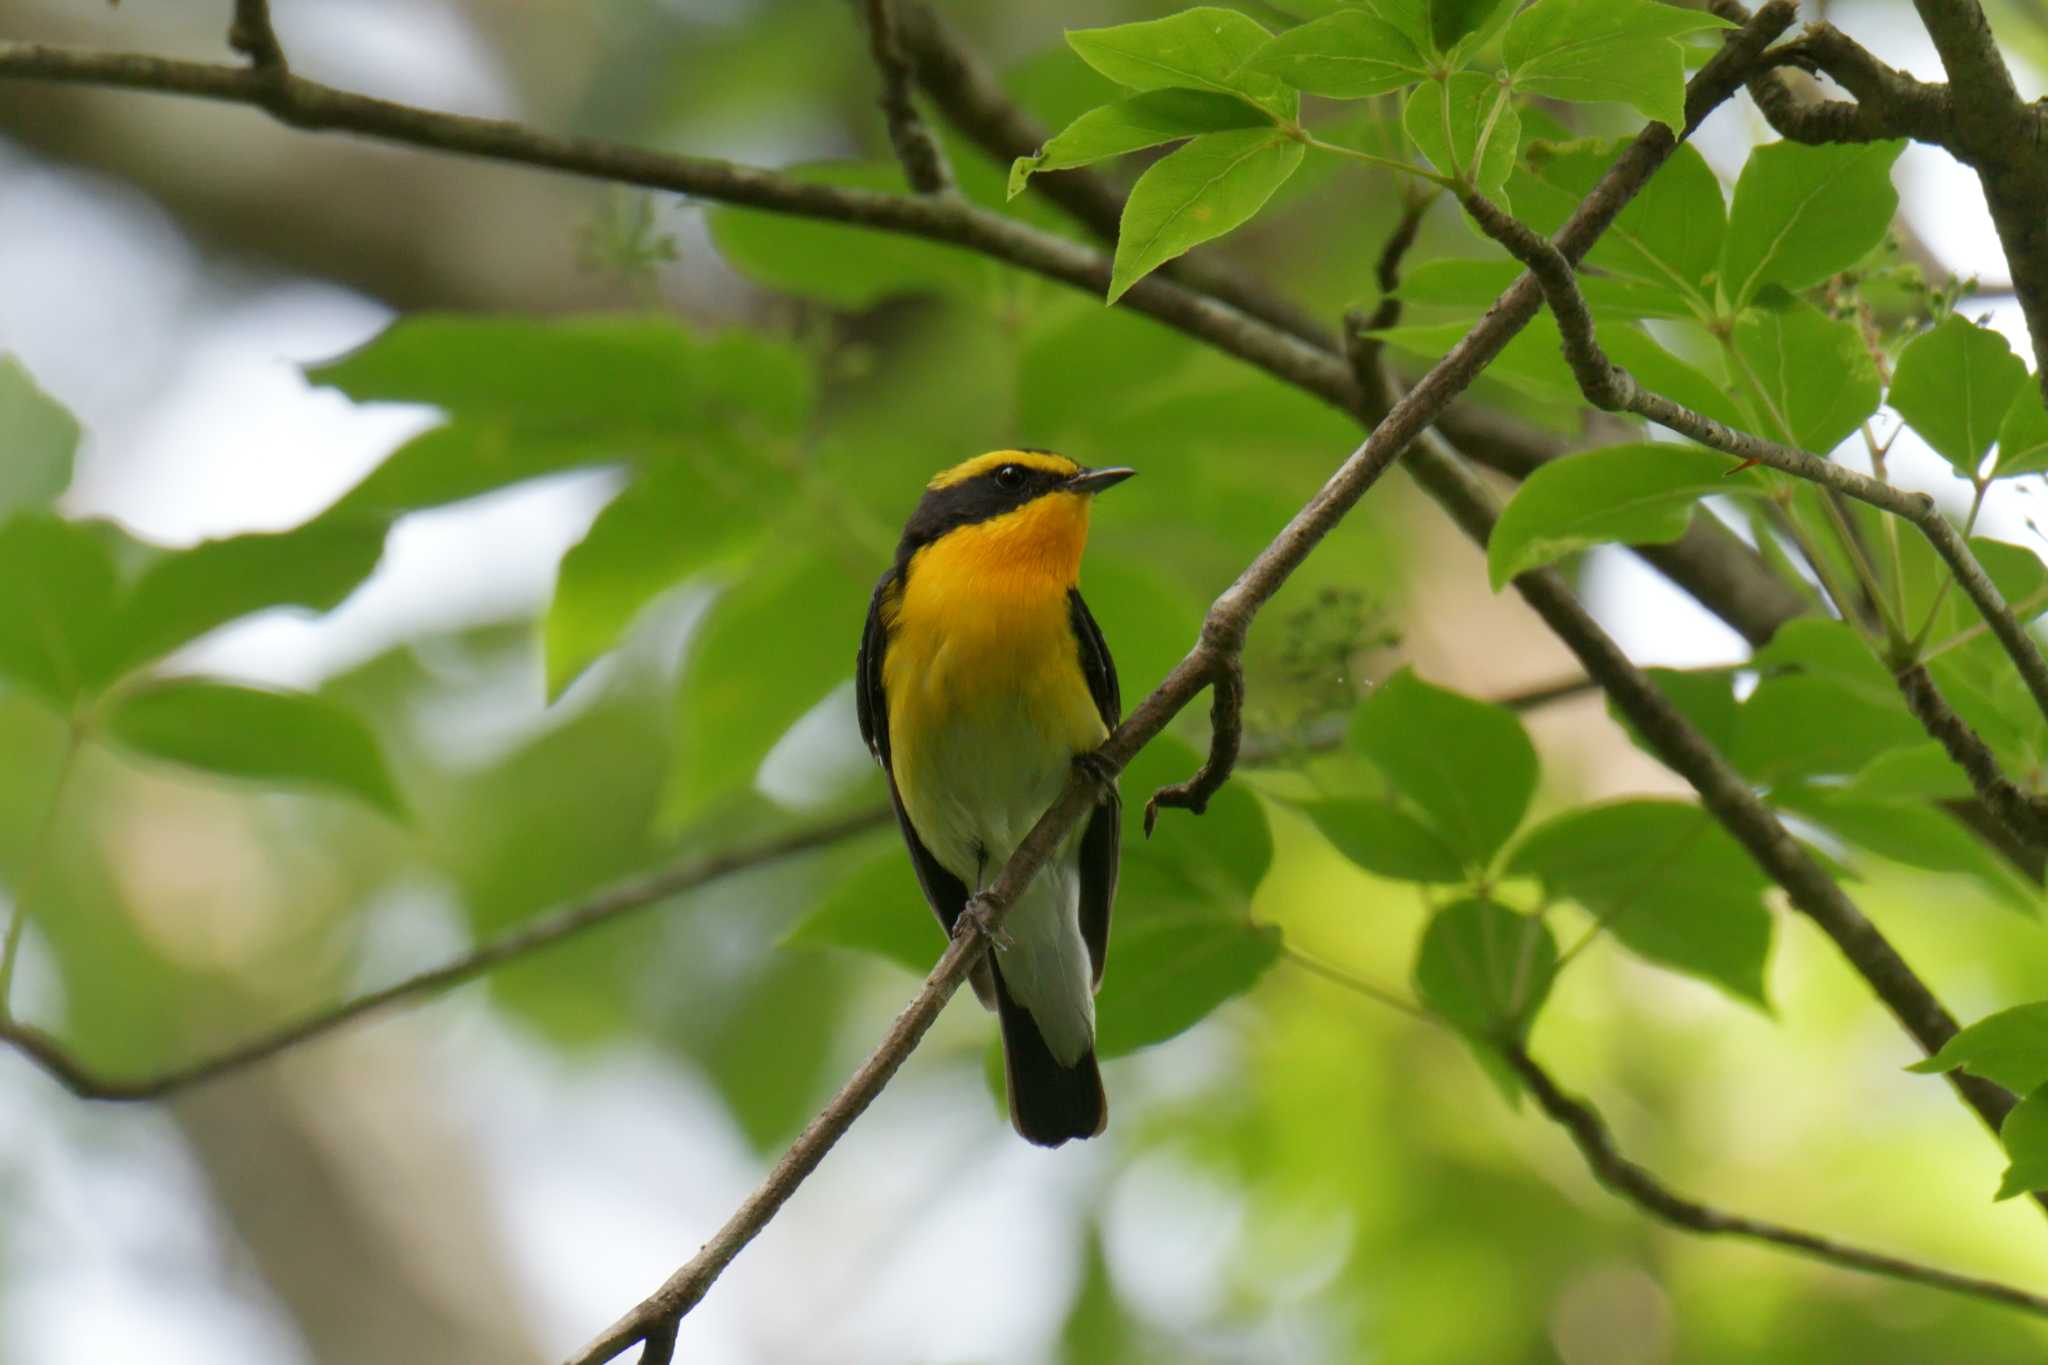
[1300, 133, 1453, 188]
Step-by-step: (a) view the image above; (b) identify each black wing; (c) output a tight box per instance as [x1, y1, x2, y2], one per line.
[859, 568, 976, 940]
[1069, 589, 1121, 988]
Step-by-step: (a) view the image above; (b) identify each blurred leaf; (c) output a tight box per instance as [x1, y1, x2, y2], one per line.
[1096, 917, 1280, 1056]
[699, 948, 848, 1150]
[1734, 674, 1924, 784]
[104, 520, 388, 678]
[1109, 130, 1306, 302]
[1719, 140, 1904, 309]
[1404, 73, 1519, 196]
[1414, 896, 1556, 1041]
[0, 355, 78, 518]
[1395, 258, 1691, 319]
[1011, 90, 1271, 198]
[1773, 784, 2038, 915]
[1300, 798, 1468, 882]
[1910, 1002, 2048, 1093]
[1066, 9, 1296, 119]
[1508, 799, 1772, 1005]
[1889, 315, 2030, 477]
[105, 678, 404, 817]
[1018, 303, 1199, 443]
[1504, 0, 1730, 129]
[1730, 293, 1882, 452]
[1487, 442, 1763, 588]
[545, 446, 791, 698]
[1431, 0, 1517, 56]
[1997, 1084, 2048, 1200]
[1061, 1226, 1144, 1365]
[0, 513, 118, 709]
[1245, 10, 1430, 98]
[1752, 617, 1896, 701]
[1371, 314, 1576, 402]
[1845, 743, 1973, 802]
[781, 836, 936, 975]
[1628, 666, 1740, 756]
[1994, 383, 2048, 478]
[1125, 735, 1274, 905]
[1351, 668, 1537, 867]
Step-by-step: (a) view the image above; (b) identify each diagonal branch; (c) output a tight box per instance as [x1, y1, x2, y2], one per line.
[1458, 190, 2048, 744]
[0, 808, 891, 1100]
[1501, 1043, 2048, 1318]
[1895, 664, 2048, 849]
[858, 0, 952, 195]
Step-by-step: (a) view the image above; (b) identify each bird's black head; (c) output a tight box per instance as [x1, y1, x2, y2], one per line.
[895, 449, 1136, 563]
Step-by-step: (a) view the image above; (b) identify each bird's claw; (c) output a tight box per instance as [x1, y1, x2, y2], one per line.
[1073, 749, 1117, 794]
[954, 893, 1014, 951]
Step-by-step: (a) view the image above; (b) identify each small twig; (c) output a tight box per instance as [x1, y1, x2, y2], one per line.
[1744, 22, 1953, 145]
[1894, 663, 2048, 849]
[1459, 189, 2048, 734]
[1278, 942, 1429, 1020]
[1501, 1043, 2048, 1319]
[0, 808, 890, 1100]
[228, 0, 285, 73]
[859, 0, 952, 195]
[1144, 653, 1242, 834]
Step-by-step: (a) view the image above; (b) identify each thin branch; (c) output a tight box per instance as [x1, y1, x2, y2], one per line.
[228, 0, 285, 73]
[1278, 942, 1428, 1020]
[0, 808, 890, 1100]
[1895, 663, 2048, 849]
[1744, 22, 1953, 145]
[859, 0, 952, 195]
[1143, 652, 1241, 834]
[1457, 190, 2048, 737]
[1502, 1043, 2048, 1319]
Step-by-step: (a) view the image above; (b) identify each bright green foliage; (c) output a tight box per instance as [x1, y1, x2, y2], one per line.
[1300, 798, 1467, 882]
[1245, 10, 1431, 99]
[1414, 896, 1556, 1041]
[1404, 72, 1519, 195]
[1108, 129, 1306, 301]
[1429, 0, 1518, 57]
[1577, 143, 1723, 309]
[1009, 90, 1272, 198]
[1730, 294, 1884, 451]
[1889, 315, 2031, 477]
[1995, 383, 2048, 477]
[0, 514, 120, 708]
[1370, 314, 1576, 401]
[1719, 140, 1904, 309]
[1486, 443, 1761, 588]
[1504, 0, 1730, 130]
[1395, 257, 1678, 318]
[1602, 327, 1749, 428]
[1350, 668, 1536, 869]
[1997, 1085, 2048, 1200]
[1911, 1002, 2048, 1093]
[1066, 9, 1295, 119]
[0, 355, 78, 519]
[105, 677, 404, 816]
[1774, 784, 2038, 915]
[1508, 800, 1772, 1005]
[782, 839, 934, 976]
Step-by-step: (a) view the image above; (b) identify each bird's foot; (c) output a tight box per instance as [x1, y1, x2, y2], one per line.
[954, 893, 1015, 952]
[1072, 749, 1117, 795]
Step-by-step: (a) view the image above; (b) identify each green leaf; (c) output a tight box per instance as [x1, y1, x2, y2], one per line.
[1504, 0, 1731, 130]
[1430, 0, 1518, 56]
[1488, 442, 1762, 588]
[1772, 784, 2038, 915]
[1017, 304, 1198, 441]
[1369, 314, 1576, 402]
[1508, 799, 1772, 1005]
[1108, 130, 1305, 303]
[1009, 90, 1272, 198]
[1730, 294, 1883, 452]
[1395, 257, 1692, 319]
[105, 678, 404, 816]
[1244, 9, 1429, 98]
[1889, 316, 2031, 477]
[1096, 918, 1281, 1056]
[1845, 743, 1973, 802]
[1123, 735, 1274, 907]
[104, 521, 388, 679]
[1602, 326, 1750, 429]
[1404, 72, 1519, 196]
[0, 356, 78, 518]
[1909, 1002, 2048, 1094]
[0, 513, 118, 709]
[1414, 896, 1557, 1040]
[1588, 144, 1724, 305]
[1719, 140, 1904, 309]
[1734, 674, 1924, 784]
[1997, 1084, 2048, 1200]
[665, 548, 868, 824]
[544, 448, 790, 699]
[1994, 383, 2048, 478]
[1351, 668, 1537, 867]
[1066, 9, 1295, 119]
[1301, 798, 1468, 882]
[781, 838, 936, 976]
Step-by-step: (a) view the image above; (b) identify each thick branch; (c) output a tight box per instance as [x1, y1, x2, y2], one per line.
[228, 0, 285, 72]
[1459, 190, 2048, 737]
[1502, 1044, 2048, 1318]
[859, 0, 952, 195]
[1895, 664, 2048, 848]
[1746, 22, 1953, 145]
[0, 809, 889, 1100]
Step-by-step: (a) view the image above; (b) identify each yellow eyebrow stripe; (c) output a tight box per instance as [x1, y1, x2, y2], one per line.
[927, 449, 1079, 490]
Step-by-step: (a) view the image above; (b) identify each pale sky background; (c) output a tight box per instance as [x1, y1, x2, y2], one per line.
[0, 1, 2041, 1362]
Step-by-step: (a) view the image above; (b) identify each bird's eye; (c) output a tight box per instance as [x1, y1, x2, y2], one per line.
[995, 464, 1027, 489]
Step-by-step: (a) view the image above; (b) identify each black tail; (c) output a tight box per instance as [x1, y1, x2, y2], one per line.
[992, 966, 1106, 1147]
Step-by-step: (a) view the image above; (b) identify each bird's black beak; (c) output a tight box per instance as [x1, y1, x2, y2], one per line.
[1066, 466, 1137, 495]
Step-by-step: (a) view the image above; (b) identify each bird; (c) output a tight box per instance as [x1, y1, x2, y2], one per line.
[857, 449, 1134, 1146]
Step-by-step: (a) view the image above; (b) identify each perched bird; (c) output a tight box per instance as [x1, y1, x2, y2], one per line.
[857, 450, 1134, 1146]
